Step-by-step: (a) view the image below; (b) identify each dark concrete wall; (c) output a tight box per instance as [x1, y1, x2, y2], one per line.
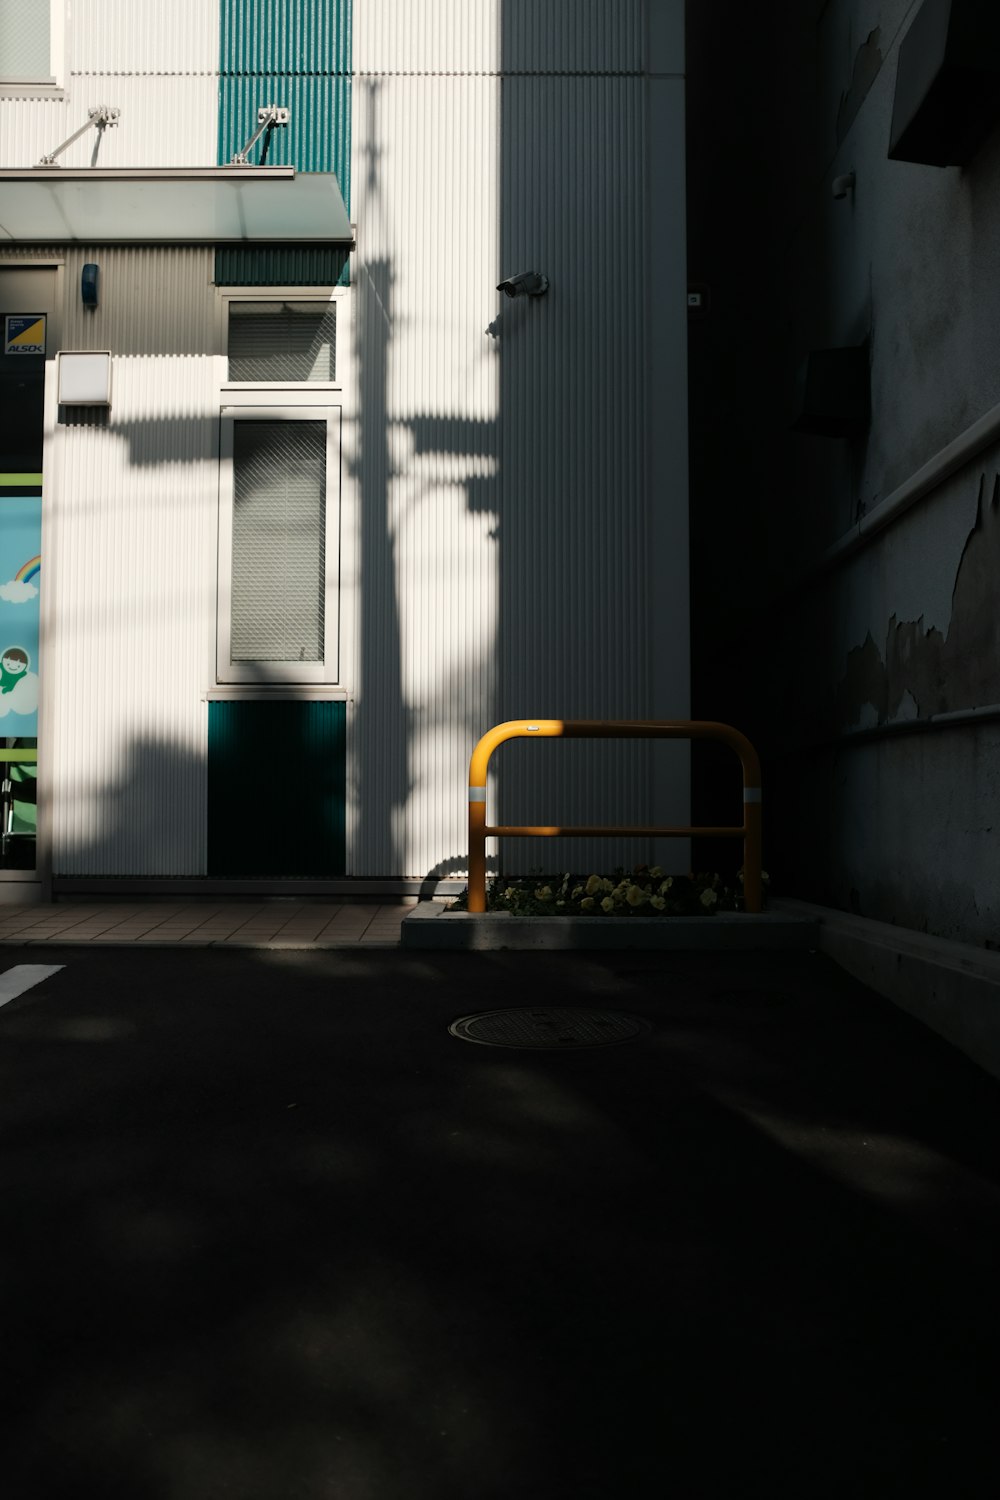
[687, 0, 1000, 947]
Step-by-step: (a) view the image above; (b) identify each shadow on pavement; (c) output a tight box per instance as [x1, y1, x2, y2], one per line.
[0, 946, 997, 1498]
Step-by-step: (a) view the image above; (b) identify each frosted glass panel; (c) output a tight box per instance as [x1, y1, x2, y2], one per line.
[228, 301, 337, 382]
[231, 421, 326, 662]
[0, 0, 50, 80]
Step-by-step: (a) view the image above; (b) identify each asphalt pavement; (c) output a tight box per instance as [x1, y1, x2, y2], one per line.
[1, 943, 998, 1499]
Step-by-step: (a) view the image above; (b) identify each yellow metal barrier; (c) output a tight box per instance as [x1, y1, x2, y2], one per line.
[467, 719, 762, 914]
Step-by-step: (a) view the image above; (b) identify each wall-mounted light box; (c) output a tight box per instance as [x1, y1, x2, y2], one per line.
[58, 350, 112, 406]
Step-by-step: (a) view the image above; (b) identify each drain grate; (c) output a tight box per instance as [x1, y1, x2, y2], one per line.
[448, 1007, 650, 1050]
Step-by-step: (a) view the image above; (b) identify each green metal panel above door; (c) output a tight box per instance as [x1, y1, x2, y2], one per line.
[217, 0, 352, 286]
[207, 699, 346, 877]
[214, 245, 351, 287]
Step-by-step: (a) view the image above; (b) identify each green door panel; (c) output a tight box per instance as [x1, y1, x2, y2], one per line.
[207, 700, 346, 877]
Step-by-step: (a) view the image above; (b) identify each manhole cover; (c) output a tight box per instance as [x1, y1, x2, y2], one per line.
[448, 1007, 650, 1050]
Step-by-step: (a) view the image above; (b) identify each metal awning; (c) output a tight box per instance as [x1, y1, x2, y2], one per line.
[0, 168, 353, 245]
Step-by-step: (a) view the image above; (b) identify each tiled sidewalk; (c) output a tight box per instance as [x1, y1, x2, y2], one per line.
[0, 899, 418, 947]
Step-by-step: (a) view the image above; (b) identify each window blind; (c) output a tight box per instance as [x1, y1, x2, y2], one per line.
[230, 420, 326, 663]
[228, 301, 337, 382]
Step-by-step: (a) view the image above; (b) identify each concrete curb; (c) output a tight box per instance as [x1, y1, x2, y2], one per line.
[775, 899, 1000, 1081]
[0, 938, 402, 951]
[401, 902, 819, 951]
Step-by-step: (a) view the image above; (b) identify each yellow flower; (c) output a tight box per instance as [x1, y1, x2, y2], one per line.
[626, 884, 647, 907]
[659, 877, 673, 893]
[649, 866, 664, 881]
[601, 877, 614, 893]
[585, 874, 602, 896]
[571, 885, 584, 899]
[581, 896, 596, 911]
[600, 895, 615, 914]
[650, 894, 666, 910]
[536, 886, 553, 901]
[700, 888, 718, 908]
[503, 887, 517, 900]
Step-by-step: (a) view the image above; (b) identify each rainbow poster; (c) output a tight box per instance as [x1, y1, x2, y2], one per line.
[0, 497, 41, 736]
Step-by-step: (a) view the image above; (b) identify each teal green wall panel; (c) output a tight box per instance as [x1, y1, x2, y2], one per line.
[218, 0, 352, 286]
[219, 0, 352, 78]
[207, 700, 347, 877]
[214, 245, 351, 286]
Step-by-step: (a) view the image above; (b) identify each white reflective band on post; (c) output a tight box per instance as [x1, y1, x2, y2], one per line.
[743, 787, 762, 803]
[469, 787, 487, 802]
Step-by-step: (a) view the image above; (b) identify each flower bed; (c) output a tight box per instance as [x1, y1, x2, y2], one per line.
[450, 865, 768, 917]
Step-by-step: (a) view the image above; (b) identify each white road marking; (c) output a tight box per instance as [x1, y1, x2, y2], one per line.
[0, 964, 65, 1009]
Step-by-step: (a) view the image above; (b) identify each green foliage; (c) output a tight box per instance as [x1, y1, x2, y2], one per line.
[451, 865, 769, 916]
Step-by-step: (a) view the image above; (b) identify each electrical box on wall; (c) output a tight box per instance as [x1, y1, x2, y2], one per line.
[58, 351, 112, 407]
[889, 0, 1000, 167]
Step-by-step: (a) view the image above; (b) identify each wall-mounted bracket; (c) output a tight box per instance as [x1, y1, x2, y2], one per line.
[231, 106, 291, 166]
[37, 107, 120, 167]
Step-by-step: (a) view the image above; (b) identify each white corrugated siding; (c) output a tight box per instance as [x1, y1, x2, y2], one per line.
[43, 249, 218, 875]
[495, 73, 665, 874]
[0, 76, 218, 170]
[349, 70, 500, 877]
[0, 96, 71, 170]
[71, 0, 220, 74]
[355, 0, 500, 74]
[355, 0, 644, 74]
[349, 1, 688, 881]
[0, 0, 218, 170]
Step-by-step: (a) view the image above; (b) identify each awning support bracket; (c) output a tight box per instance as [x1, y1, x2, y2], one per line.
[232, 106, 290, 167]
[37, 106, 120, 167]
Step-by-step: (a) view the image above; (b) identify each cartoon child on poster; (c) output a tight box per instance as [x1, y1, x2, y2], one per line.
[0, 497, 42, 736]
[0, 646, 29, 694]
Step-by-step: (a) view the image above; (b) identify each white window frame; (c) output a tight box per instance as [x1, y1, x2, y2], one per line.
[218, 286, 349, 397]
[0, 0, 65, 93]
[217, 404, 342, 686]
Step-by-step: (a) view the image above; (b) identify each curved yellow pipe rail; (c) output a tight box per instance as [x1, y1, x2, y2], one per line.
[467, 719, 763, 915]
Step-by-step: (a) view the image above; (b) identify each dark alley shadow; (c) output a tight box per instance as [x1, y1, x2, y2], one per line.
[1, 939, 1000, 1497]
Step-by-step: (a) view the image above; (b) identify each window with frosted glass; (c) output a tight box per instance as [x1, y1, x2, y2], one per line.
[230, 420, 326, 663]
[0, 0, 51, 81]
[228, 301, 337, 383]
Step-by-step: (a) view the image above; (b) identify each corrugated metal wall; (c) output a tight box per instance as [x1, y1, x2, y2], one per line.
[2, 1, 689, 885]
[3, 6, 221, 876]
[349, 33, 501, 876]
[217, 0, 352, 189]
[349, 1, 687, 879]
[72, 0, 220, 74]
[500, 0, 643, 72]
[355, 0, 499, 74]
[0, 1, 218, 169]
[216, 0, 353, 287]
[42, 248, 219, 875]
[495, 67, 667, 874]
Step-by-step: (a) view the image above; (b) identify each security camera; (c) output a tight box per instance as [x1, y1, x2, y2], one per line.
[496, 271, 549, 298]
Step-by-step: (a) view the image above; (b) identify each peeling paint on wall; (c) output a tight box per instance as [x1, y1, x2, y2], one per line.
[837, 473, 1000, 725]
[836, 27, 882, 144]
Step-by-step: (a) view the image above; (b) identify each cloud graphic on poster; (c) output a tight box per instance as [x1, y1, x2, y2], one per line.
[0, 580, 38, 604]
[0, 673, 39, 717]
